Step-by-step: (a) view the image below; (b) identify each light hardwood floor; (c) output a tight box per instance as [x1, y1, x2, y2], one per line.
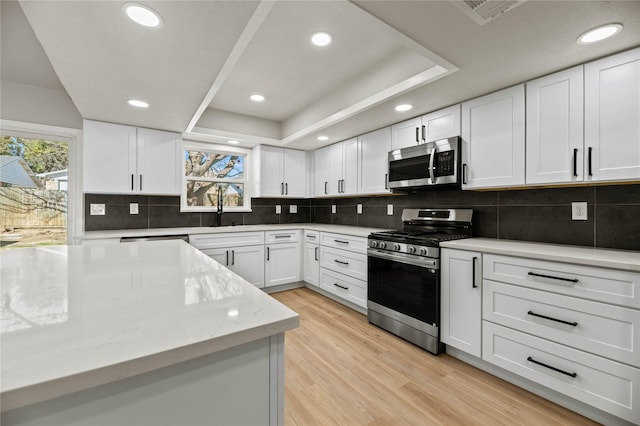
[271, 288, 598, 426]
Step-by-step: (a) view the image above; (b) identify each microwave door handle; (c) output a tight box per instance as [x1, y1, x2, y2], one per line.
[428, 147, 436, 183]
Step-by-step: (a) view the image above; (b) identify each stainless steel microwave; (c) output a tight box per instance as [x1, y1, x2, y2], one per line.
[387, 136, 461, 190]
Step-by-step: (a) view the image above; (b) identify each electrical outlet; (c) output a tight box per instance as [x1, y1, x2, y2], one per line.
[130, 203, 139, 215]
[275, 205, 282, 214]
[332, 205, 337, 214]
[289, 205, 297, 214]
[387, 204, 393, 216]
[357, 204, 363, 214]
[572, 202, 588, 220]
[90, 203, 105, 216]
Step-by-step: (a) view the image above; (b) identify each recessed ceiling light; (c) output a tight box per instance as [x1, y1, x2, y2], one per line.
[250, 94, 265, 102]
[395, 104, 413, 112]
[127, 99, 149, 108]
[227, 140, 240, 145]
[317, 136, 329, 141]
[123, 3, 162, 28]
[577, 23, 623, 44]
[311, 32, 332, 47]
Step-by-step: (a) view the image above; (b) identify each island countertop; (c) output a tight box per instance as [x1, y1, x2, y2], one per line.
[0, 240, 300, 411]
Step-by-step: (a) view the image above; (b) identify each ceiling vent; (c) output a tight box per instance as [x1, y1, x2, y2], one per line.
[452, 0, 527, 25]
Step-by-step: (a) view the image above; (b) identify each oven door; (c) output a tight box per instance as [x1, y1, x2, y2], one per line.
[367, 250, 440, 328]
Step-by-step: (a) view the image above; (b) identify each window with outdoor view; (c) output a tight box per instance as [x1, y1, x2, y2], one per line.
[181, 143, 251, 212]
[0, 136, 68, 249]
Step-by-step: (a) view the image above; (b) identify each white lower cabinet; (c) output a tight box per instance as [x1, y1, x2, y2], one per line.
[265, 230, 301, 287]
[189, 232, 265, 288]
[316, 232, 368, 309]
[441, 249, 482, 357]
[483, 322, 640, 423]
[303, 231, 320, 287]
[480, 252, 640, 423]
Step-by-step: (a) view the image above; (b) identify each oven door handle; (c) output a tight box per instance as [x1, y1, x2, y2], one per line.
[367, 249, 438, 268]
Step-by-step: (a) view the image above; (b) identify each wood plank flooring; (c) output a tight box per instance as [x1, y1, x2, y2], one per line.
[271, 288, 599, 426]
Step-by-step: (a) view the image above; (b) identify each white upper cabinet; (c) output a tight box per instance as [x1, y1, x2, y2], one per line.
[584, 47, 640, 182]
[83, 120, 180, 195]
[526, 66, 584, 185]
[357, 127, 391, 195]
[461, 85, 525, 189]
[315, 138, 358, 197]
[391, 105, 461, 150]
[313, 145, 332, 197]
[254, 146, 307, 198]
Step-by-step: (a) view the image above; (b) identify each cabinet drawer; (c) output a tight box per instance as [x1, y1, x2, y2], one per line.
[320, 246, 367, 281]
[265, 230, 301, 244]
[484, 254, 640, 309]
[319, 268, 366, 308]
[303, 230, 320, 244]
[189, 232, 264, 249]
[484, 280, 640, 367]
[483, 322, 640, 423]
[320, 232, 367, 254]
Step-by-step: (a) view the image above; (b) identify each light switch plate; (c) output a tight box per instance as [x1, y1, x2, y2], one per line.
[332, 205, 337, 214]
[290, 205, 297, 214]
[130, 203, 139, 215]
[90, 203, 105, 216]
[387, 204, 393, 216]
[357, 204, 363, 214]
[572, 202, 588, 220]
[275, 205, 282, 214]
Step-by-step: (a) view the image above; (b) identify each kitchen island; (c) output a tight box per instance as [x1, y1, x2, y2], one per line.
[0, 240, 299, 426]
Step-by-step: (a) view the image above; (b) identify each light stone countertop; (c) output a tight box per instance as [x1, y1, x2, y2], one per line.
[76, 223, 387, 241]
[440, 238, 640, 272]
[0, 240, 299, 411]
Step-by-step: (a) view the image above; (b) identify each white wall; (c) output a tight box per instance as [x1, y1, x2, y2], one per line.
[0, 80, 82, 129]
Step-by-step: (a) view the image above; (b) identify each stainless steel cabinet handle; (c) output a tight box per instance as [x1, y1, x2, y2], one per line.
[415, 127, 419, 143]
[314, 246, 318, 261]
[588, 147, 593, 176]
[139, 175, 142, 191]
[231, 250, 235, 266]
[472, 256, 477, 288]
[131, 174, 134, 191]
[334, 259, 349, 265]
[285, 182, 288, 195]
[281, 182, 284, 195]
[385, 173, 388, 190]
[527, 357, 577, 378]
[527, 311, 577, 327]
[527, 272, 578, 283]
[274, 234, 290, 239]
[573, 148, 578, 177]
[266, 247, 270, 261]
[226, 250, 229, 266]
[334, 239, 349, 244]
[334, 283, 349, 290]
[421, 125, 426, 142]
[324, 181, 328, 195]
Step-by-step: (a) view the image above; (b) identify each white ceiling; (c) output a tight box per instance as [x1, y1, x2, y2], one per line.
[3, 1, 640, 150]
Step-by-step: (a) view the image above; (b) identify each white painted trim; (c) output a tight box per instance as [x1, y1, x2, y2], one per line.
[0, 119, 83, 244]
[185, 1, 276, 133]
[186, 127, 280, 147]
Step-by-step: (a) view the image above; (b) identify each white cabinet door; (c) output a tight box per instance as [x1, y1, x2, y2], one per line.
[441, 249, 482, 357]
[342, 138, 358, 195]
[303, 243, 320, 287]
[83, 120, 136, 193]
[137, 127, 181, 195]
[585, 47, 640, 182]
[283, 149, 307, 197]
[313, 145, 332, 197]
[461, 85, 525, 189]
[231, 245, 265, 288]
[358, 127, 391, 195]
[391, 117, 421, 150]
[328, 143, 344, 196]
[256, 145, 284, 197]
[265, 242, 301, 287]
[422, 104, 461, 143]
[199, 247, 230, 267]
[526, 66, 584, 185]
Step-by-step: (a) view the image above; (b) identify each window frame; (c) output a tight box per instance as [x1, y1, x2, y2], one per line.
[181, 141, 252, 213]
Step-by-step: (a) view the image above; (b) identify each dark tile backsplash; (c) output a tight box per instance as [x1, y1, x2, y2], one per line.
[85, 183, 640, 251]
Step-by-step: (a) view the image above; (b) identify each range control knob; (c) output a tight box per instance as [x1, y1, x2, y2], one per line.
[370, 241, 378, 248]
[408, 246, 416, 254]
[418, 247, 428, 256]
[393, 243, 401, 251]
[379, 242, 387, 249]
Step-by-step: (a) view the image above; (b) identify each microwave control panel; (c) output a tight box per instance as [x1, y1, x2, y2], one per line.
[435, 150, 455, 176]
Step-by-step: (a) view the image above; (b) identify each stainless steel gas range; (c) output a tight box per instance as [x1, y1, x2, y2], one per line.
[367, 208, 473, 354]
